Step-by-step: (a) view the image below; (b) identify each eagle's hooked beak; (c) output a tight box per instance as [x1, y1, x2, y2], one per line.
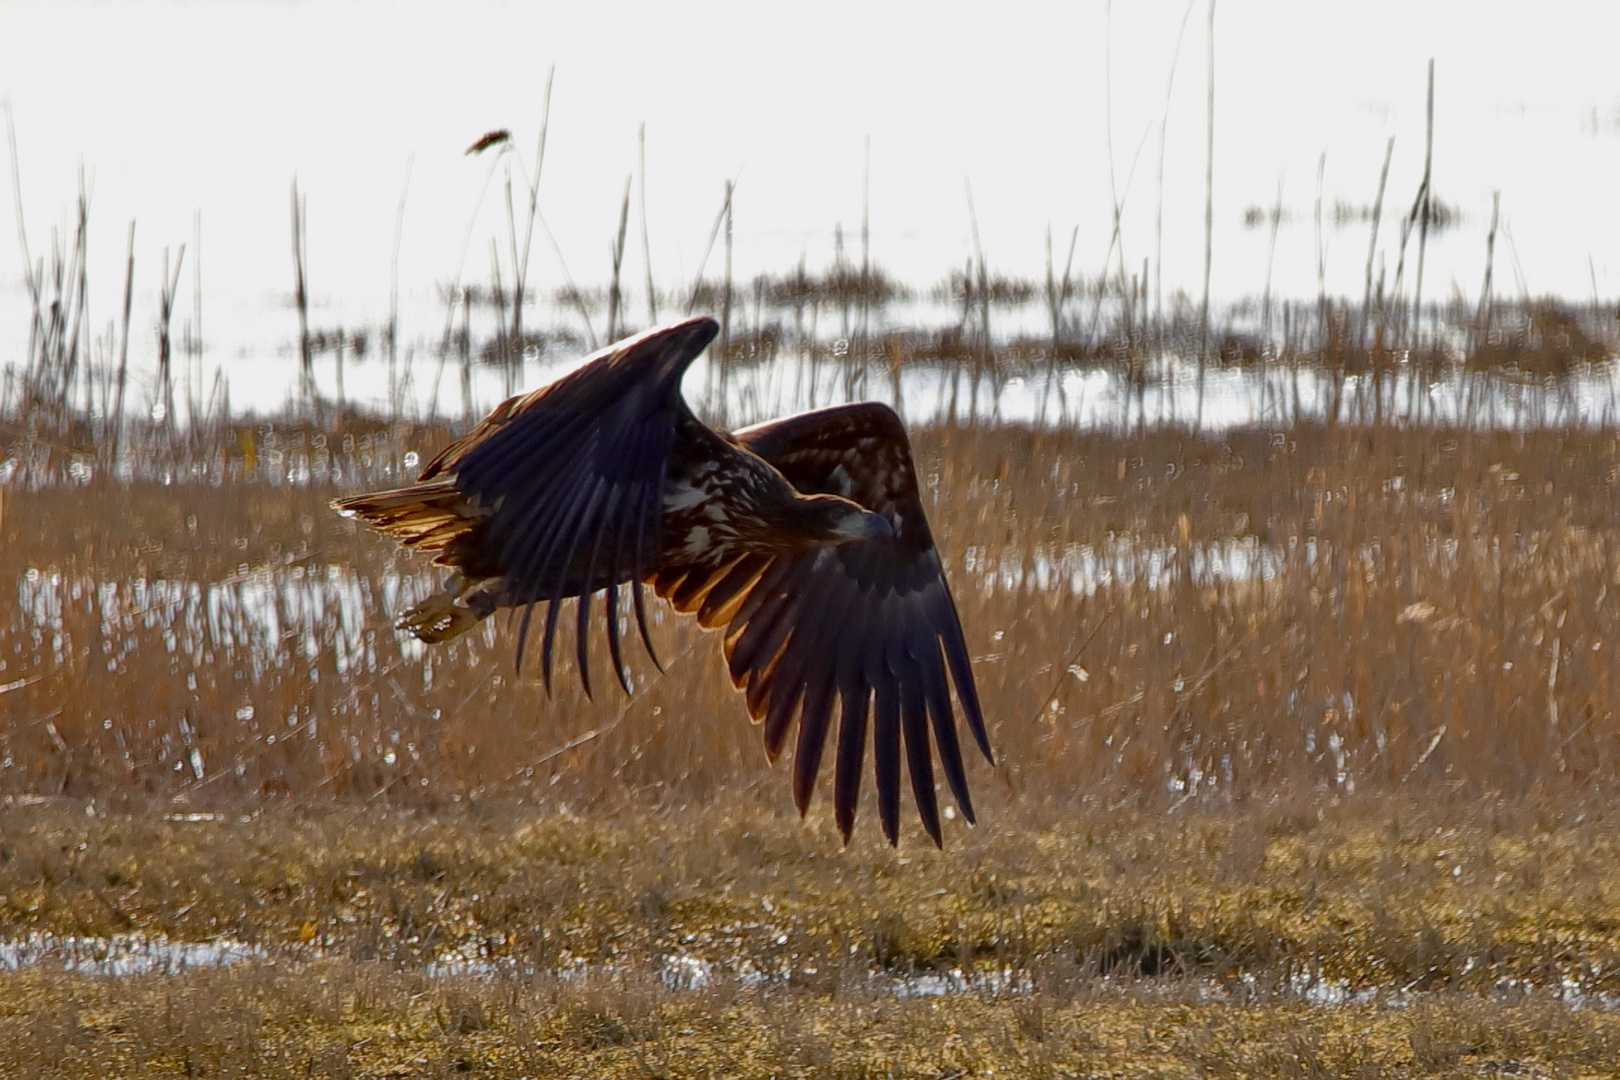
[835, 509, 893, 544]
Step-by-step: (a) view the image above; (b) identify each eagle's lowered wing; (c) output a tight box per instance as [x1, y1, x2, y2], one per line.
[713, 403, 992, 846]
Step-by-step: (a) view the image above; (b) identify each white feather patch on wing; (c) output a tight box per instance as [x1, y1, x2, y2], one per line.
[664, 479, 707, 511]
[680, 526, 712, 558]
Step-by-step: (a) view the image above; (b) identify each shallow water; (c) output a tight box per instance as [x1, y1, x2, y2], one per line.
[7, 931, 1619, 1014]
[7, 338, 1620, 490]
[0, 933, 268, 977]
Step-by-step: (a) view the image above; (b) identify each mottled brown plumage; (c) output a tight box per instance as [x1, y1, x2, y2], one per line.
[334, 317, 990, 845]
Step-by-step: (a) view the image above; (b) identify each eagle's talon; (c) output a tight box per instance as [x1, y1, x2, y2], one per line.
[396, 594, 479, 643]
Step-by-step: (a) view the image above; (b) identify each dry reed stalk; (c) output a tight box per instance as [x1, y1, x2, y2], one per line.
[1475, 189, 1500, 347]
[388, 155, 412, 422]
[1152, 0, 1198, 341]
[964, 179, 992, 421]
[1412, 58, 1435, 353]
[502, 66, 554, 360]
[606, 175, 632, 342]
[1362, 136, 1395, 348]
[457, 286, 473, 421]
[58, 170, 89, 431]
[1261, 173, 1283, 342]
[109, 220, 134, 464]
[187, 209, 203, 444]
[289, 181, 312, 417]
[156, 244, 185, 432]
[488, 239, 510, 397]
[721, 178, 733, 365]
[859, 136, 871, 376]
[5, 103, 43, 414]
[1314, 151, 1327, 346]
[638, 122, 657, 325]
[1197, 0, 1215, 428]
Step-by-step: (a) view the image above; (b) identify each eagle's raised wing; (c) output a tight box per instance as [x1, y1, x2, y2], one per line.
[335, 317, 718, 692]
[656, 402, 991, 846]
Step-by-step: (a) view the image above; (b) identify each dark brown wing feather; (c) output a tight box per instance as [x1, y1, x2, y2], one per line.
[336, 317, 719, 691]
[715, 402, 991, 846]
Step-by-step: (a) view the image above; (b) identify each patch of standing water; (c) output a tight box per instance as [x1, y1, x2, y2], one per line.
[0, 933, 268, 976]
[7, 934, 1619, 1013]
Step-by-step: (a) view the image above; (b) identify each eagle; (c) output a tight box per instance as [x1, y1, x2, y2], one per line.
[333, 316, 991, 845]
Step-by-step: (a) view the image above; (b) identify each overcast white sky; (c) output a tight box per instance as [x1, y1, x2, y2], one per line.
[4, 0, 1619, 363]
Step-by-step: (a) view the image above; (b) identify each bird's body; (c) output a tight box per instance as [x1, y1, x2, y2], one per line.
[335, 316, 990, 844]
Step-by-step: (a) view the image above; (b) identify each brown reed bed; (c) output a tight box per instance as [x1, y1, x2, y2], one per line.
[5, 420, 1619, 813]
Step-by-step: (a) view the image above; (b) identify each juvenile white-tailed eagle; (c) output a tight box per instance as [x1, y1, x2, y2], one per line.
[334, 317, 990, 845]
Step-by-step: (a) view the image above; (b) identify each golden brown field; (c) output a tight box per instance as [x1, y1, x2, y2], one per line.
[6, 418, 1619, 811]
[7, 795, 1620, 1077]
[7, 290, 1620, 1075]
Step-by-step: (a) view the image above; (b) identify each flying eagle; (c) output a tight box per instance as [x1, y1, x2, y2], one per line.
[333, 317, 990, 845]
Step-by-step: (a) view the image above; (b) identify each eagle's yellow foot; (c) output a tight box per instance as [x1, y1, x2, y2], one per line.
[397, 576, 482, 643]
[397, 595, 479, 642]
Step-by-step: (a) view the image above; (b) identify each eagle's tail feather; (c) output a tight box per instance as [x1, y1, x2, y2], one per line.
[332, 481, 478, 554]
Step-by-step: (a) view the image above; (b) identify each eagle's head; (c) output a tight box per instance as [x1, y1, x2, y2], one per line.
[798, 494, 894, 546]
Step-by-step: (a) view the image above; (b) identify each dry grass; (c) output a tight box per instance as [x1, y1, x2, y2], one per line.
[5, 796, 1620, 1076]
[7, 963, 1620, 1078]
[4, 421, 1620, 819]
[7, 794, 1620, 987]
